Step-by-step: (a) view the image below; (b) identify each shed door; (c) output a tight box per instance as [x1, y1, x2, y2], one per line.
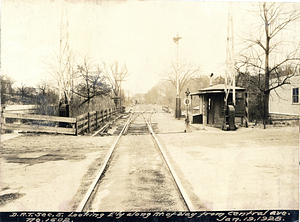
[207, 95, 223, 126]
[208, 97, 214, 125]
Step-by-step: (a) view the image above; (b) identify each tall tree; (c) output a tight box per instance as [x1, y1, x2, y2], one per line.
[165, 61, 201, 95]
[1, 75, 15, 104]
[35, 79, 59, 115]
[103, 61, 129, 107]
[237, 2, 300, 125]
[73, 56, 111, 108]
[43, 3, 74, 106]
[17, 82, 37, 104]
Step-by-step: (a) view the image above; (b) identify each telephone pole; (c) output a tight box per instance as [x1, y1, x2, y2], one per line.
[225, 3, 235, 106]
[173, 33, 182, 119]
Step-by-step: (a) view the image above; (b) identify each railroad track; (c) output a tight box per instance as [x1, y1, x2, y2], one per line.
[76, 107, 195, 212]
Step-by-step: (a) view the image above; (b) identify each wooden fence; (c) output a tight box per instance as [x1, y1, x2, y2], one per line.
[1, 107, 119, 136]
[2, 105, 37, 114]
[76, 108, 118, 135]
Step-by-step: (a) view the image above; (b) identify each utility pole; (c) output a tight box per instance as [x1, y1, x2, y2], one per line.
[173, 33, 182, 119]
[58, 1, 72, 121]
[225, 2, 235, 106]
[114, 62, 126, 112]
[223, 2, 236, 130]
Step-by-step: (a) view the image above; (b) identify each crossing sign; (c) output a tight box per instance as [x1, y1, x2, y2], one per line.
[184, 98, 191, 106]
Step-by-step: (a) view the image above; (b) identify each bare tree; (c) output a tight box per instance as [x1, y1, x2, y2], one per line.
[17, 82, 37, 104]
[35, 79, 59, 115]
[36, 79, 48, 97]
[102, 61, 129, 107]
[17, 82, 29, 103]
[43, 49, 74, 106]
[165, 61, 201, 95]
[1, 75, 15, 104]
[73, 56, 111, 108]
[43, 4, 74, 106]
[237, 2, 300, 125]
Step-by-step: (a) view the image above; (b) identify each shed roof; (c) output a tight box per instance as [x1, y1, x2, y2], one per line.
[190, 84, 246, 96]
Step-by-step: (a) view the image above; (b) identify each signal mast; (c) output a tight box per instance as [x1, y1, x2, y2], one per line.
[225, 2, 236, 106]
[223, 3, 236, 130]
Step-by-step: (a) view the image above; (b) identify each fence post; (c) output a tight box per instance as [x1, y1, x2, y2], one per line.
[76, 118, 78, 136]
[2, 107, 6, 125]
[88, 112, 90, 133]
[96, 111, 98, 128]
[101, 110, 104, 123]
[1, 107, 6, 134]
[245, 93, 248, 126]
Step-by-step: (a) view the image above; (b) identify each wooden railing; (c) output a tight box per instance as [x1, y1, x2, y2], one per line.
[1, 112, 77, 135]
[76, 107, 118, 135]
[1, 105, 37, 114]
[1, 107, 119, 136]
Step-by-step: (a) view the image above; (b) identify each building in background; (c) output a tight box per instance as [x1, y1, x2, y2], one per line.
[269, 75, 300, 123]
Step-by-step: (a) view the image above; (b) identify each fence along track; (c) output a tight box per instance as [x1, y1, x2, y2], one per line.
[76, 109, 195, 212]
[76, 108, 118, 135]
[1, 107, 119, 136]
[1, 112, 76, 135]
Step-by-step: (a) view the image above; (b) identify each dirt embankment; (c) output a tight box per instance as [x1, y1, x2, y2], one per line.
[1, 134, 115, 211]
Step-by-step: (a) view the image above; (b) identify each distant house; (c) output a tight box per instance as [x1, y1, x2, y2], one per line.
[269, 75, 300, 120]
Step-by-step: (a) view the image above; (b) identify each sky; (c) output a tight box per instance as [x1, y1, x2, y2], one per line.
[1, 0, 300, 95]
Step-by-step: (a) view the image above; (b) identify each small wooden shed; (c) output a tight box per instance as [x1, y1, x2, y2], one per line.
[190, 84, 247, 128]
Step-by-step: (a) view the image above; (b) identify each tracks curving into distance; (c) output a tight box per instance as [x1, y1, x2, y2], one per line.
[76, 107, 195, 212]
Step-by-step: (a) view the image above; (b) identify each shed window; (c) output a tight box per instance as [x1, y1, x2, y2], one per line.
[292, 88, 299, 104]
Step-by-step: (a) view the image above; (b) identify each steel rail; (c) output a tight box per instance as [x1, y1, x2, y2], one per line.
[142, 112, 196, 212]
[76, 111, 134, 212]
[123, 111, 144, 135]
[76, 107, 194, 212]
